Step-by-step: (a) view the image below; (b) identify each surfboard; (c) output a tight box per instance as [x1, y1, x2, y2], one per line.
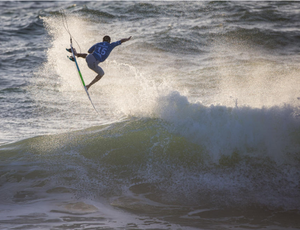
[68, 43, 99, 114]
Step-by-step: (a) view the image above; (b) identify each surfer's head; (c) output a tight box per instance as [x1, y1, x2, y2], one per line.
[103, 35, 111, 43]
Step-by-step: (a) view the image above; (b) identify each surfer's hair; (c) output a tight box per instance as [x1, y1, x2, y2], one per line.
[103, 35, 111, 43]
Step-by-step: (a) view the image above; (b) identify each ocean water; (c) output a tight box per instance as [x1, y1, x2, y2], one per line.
[1, 1, 300, 229]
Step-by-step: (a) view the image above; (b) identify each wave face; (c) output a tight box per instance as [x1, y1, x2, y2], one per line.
[1, 1, 300, 229]
[1, 95, 300, 207]
[1, 97, 300, 228]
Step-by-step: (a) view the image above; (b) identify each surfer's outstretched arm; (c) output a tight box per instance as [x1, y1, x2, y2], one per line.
[67, 48, 88, 59]
[76, 53, 88, 58]
[120, 36, 132, 44]
[76, 46, 96, 58]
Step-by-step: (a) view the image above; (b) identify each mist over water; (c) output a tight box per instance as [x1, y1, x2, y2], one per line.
[1, 1, 300, 229]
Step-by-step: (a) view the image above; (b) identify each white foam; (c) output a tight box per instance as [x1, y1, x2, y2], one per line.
[153, 91, 300, 164]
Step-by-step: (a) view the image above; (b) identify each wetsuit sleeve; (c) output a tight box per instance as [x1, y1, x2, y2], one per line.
[110, 41, 122, 49]
[88, 44, 96, 53]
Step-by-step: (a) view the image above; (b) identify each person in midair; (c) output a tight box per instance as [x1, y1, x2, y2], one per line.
[68, 35, 132, 90]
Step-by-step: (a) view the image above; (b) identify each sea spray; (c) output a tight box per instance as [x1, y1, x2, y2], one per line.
[153, 91, 300, 164]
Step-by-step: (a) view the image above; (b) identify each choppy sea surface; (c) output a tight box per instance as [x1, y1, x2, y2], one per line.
[1, 1, 300, 229]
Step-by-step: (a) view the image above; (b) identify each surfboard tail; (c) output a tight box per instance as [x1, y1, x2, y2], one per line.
[84, 87, 99, 114]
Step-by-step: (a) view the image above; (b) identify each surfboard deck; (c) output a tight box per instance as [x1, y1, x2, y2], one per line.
[67, 44, 99, 114]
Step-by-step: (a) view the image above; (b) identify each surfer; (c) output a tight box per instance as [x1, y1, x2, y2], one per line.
[68, 35, 132, 90]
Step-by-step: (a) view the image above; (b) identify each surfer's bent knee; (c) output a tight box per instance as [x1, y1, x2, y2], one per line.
[86, 54, 104, 76]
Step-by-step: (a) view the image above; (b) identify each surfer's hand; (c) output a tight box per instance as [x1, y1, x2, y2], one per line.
[120, 36, 132, 44]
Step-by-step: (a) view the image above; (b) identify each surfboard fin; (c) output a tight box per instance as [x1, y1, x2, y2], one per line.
[67, 56, 75, 62]
[66, 47, 77, 55]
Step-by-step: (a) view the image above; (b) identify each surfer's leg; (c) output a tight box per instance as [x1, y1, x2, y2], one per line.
[86, 74, 103, 90]
[85, 54, 104, 90]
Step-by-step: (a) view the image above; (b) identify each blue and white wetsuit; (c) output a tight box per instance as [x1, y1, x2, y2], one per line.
[88, 41, 121, 62]
[86, 41, 121, 76]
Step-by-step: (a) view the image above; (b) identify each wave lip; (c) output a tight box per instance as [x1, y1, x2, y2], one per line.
[154, 91, 300, 164]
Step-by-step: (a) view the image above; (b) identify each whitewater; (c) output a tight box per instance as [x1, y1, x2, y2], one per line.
[1, 1, 300, 229]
